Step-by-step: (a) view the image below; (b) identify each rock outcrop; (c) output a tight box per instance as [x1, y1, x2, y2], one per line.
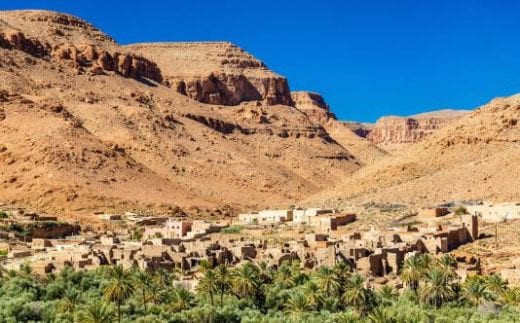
[292, 91, 388, 164]
[367, 110, 469, 145]
[127, 42, 293, 106]
[0, 10, 362, 216]
[52, 44, 163, 82]
[0, 28, 162, 83]
[291, 91, 335, 122]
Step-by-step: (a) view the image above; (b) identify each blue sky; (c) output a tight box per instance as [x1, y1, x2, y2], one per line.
[2, 1, 520, 122]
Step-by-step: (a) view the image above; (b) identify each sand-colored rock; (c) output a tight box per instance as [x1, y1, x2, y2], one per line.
[292, 91, 387, 165]
[367, 109, 469, 151]
[127, 42, 293, 106]
[307, 96, 520, 207]
[0, 10, 361, 216]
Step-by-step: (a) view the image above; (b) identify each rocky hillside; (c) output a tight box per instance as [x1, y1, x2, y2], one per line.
[306, 95, 520, 207]
[0, 10, 362, 216]
[292, 91, 388, 164]
[366, 109, 469, 151]
[127, 42, 292, 106]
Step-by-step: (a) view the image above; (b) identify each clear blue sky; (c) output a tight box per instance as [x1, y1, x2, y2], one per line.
[2, 1, 520, 122]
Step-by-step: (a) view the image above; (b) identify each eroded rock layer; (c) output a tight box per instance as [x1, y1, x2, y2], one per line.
[127, 42, 293, 106]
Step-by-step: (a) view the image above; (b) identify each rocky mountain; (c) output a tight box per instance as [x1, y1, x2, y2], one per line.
[0, 10, 363, 216]
[306, 95, 520, 207]
[366, 109, 469, 151]
[126, 42, 292, 106]
[291, 91, 388, 164]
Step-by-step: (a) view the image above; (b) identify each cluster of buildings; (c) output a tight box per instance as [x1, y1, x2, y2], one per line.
[238, 208, 356, 233]
[0, 205, 484, 286]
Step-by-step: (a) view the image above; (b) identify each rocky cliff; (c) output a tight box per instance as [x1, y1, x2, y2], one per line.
[307, 96, 520, 207]
[0, 10, 361, 217]
[127, 42, 293, 106]
[367, 110, 469, 146]
[292, 91, 387, 164]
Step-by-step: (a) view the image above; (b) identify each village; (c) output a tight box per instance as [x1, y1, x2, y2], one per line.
[0, 202, 519, 288]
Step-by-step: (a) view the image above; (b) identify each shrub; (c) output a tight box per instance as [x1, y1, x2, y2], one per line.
[454, 206, 468, 215]
[221, 225, 242, 234]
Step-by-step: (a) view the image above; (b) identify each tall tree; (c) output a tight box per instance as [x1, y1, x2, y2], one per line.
[232, 262, 259, 300]
[214, 265, 232, 307]
[343, 273, 373, 316]
[301, 280, 322, 310]
[170, 287, 195, 312]
[75, 300, 115, 323]
[197, 269, 218, 306]
[103, 265, 134, 323]
[313, 266, 340, 298]
[285, 291, 312, 316]
[59, 289, 82, 315]
[400, 255, 424, 292]
[419, 268, 455, 308]
[132, 268, 154, 313]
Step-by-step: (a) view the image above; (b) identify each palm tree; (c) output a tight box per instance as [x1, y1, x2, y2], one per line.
[196, 269, 218, 306]
[274, 263, 296, 288]
[437, 254, 458, 282]
[333, 261, 351, 294]
[367, 307, 396, 323]
[214, 264, 232, 307]
[377, 285, 397, 306]
[343, 273, 373, 316]
[75, 300, 115, 323]
[103, 265, 134, 323]
[400, 255, 424, 292]
[301, 280, 322, 310]
[500, 287, 520, 305]
[132, 269, 154, 313]
[419, 268, 455, 308]
[462, 276, 491, 306]
[155, 267, 174, 287]
[285, 291, 312, 316]
[485, 274, 508, 299]
[59, 289, 82, 315]
[146, 279, 165, 306]
[313, 266, 340, 297]
[417, 253, 434, 270]
[170, 287, 195, 312]
[232, 262, 259, 300]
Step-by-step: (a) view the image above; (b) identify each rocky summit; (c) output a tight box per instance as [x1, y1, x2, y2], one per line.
[0, 9, 518, 218]
[0, 10, 373, 217]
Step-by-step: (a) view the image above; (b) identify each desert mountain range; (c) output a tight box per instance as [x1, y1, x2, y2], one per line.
[0, 10, 518, 216]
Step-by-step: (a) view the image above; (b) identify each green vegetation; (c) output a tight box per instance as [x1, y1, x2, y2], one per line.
[0, 254, 517, 321]
[454, 205, 469, 215]
[221, 225, 242, 234]
[0, 211, 8, 219]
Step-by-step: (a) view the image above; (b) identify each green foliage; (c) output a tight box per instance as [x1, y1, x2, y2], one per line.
[0, 255, 516, 321]
[0, 211, 8, 219]
[454, 206, 468, 215]
[222, 225, 242, 234]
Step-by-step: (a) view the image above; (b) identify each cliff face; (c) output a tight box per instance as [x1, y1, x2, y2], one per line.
[0, 13, 162, 83]
[0, 10, 361, 216]
[291, 91, 335, 123]
[367, 111, 468, 145]
[307, 95, 520, 207]
[292, 91, 388, 164]
[127, 42, 293, 106]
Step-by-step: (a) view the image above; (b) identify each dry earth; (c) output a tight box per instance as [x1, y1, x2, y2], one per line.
[0, 10, 375, 217]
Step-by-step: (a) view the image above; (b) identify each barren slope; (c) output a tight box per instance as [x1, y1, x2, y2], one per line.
[291, 91, 387, 165]
[0, 10, 360, 216]
[307, 95, 520, 207]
